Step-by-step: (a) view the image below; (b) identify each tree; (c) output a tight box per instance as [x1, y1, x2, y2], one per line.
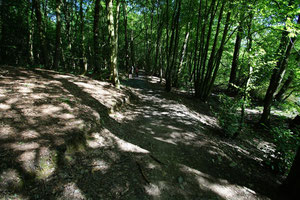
[228, 21, 243, 94]
[275, 71, 295, 102]
[194, 0, 232, 101]
[93, 0, 101, 74]
[260, 16, 299, 124]
[123, 1, 129, 73]
[280, 146, 300, 199]
[165, 0, 182, 92]
[79, 0, 87, 75]
[53, 0, 63, 70]
[33, 0, 49, 68]
[106, 0, 120, 87]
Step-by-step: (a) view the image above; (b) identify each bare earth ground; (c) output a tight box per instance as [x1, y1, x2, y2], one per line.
[0, 66, 281, 200]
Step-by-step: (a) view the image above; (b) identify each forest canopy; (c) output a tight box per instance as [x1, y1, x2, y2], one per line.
[1, 0, 299, 104]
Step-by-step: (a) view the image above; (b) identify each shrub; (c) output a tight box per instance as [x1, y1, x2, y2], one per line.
[214, 94, 242, 138]
[266, 125, 300, 174]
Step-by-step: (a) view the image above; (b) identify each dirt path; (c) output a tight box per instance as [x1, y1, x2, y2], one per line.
[0, 66, 279, 200]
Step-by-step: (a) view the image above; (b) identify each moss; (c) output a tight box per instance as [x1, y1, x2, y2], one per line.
[36, 151, 57, 180]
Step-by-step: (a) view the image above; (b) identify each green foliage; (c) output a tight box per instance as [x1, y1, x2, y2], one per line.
[266, 125, 300, 174]
[214, 94, 243, 137]
[273, 100, 300, 117]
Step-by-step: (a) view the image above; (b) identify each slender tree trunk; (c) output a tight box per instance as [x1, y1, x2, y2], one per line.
[159, 43, 163, 83]
[260, 16, 299, 124]
[106, 0, 120, 87]
[165, 0, 181, 92]
[192, 0, 202, 96]
[275, 71, 294, 101]
[233, 10, 254, 139]
[198, 0, 217, 92]
[123, 2, 129, 74]
[145, 2, 155, 74]
[280, 146, 300, 199]
[153, 5, 163, 76]
[170, 0, 182, 85]
[62, 0, 72, 70]
[28, 0, 34, 65]
[228, 23, 243, 93]
[204, 4, 232, 101]
[174, 22, 190, 86]
[33, 0, 49, 69]
[93, 0, 100, 74]
[54, 0, 62, 70]
[130, 24, 135, 68]
[79, 0, 87, 75]
[165, 0, 171, 91]
[200, 0, 225, 95]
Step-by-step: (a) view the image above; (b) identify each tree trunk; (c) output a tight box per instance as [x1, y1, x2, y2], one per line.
[165, 0, 181, 92]
[192, 0, 202, 97]
[165, 0, 170, 91]
[33, 0, 49, 69]
[146, 2, 155, 74]
[54, 0, 62, 70]
[106, 0, 120, 87]
[174, 22, 190, 87]
[169, 0, 182, 86]
[153, 2, 163, 76]
[79, 0, 87, 75]
[198, 0, 217, 93]
[130, 24, 135, 68]
[280, 146, 300, 199]
[123, 2, 129, 74]
[200, 0, 225, 96]
[204, 3, 232, 101]
[93, 0, 101, 74]
[275, 71, 294, 102]
[228, 23, 243, 93]
[233, 10, 254, 139]
[28, 0, 34, 65]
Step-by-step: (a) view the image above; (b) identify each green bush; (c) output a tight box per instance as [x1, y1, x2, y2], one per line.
[214, 94, 242, 137]
[266, 125, 300, 174]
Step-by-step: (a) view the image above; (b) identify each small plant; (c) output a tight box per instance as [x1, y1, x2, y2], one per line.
[214, 94, 242, 137]
[266, 125, 300, 174]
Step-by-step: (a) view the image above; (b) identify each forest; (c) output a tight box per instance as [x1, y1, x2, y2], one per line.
[0, 0, 299, 199]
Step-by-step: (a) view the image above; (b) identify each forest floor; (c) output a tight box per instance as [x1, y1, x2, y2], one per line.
[0, 66, 283, 200]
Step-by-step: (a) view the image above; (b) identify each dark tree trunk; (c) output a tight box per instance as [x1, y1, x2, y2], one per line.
[153, 2, 163, 76]
[79, 0, 87, 75]
[54, 0, 62, 70]
[123, 2, 129, 73]
[33, 0, 49, 69]
[204, 4, 232, 101]
[165, 0, 182, 92]
[192, 0, 202, 97]
[169, 0, 182, 88]
[27, 0, 34, 65]
[279, 146, 300, 199]
[228, 23, 243, 93]
[130, 25, 135, 68]
[165, 0, 171, 92]
[200, 0, 225, 96]
[145, 2, 155, 74]
[93, 0, 101, 74]
[275, 71, 294, 102]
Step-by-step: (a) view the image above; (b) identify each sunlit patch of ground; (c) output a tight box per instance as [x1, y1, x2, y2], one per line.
[0, 66, 280, 199]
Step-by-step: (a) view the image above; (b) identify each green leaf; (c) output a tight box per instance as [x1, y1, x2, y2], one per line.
[230, 162, 237, 167]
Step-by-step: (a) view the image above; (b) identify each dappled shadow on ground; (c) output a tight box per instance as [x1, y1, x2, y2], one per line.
[0, 66, 279, 200]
